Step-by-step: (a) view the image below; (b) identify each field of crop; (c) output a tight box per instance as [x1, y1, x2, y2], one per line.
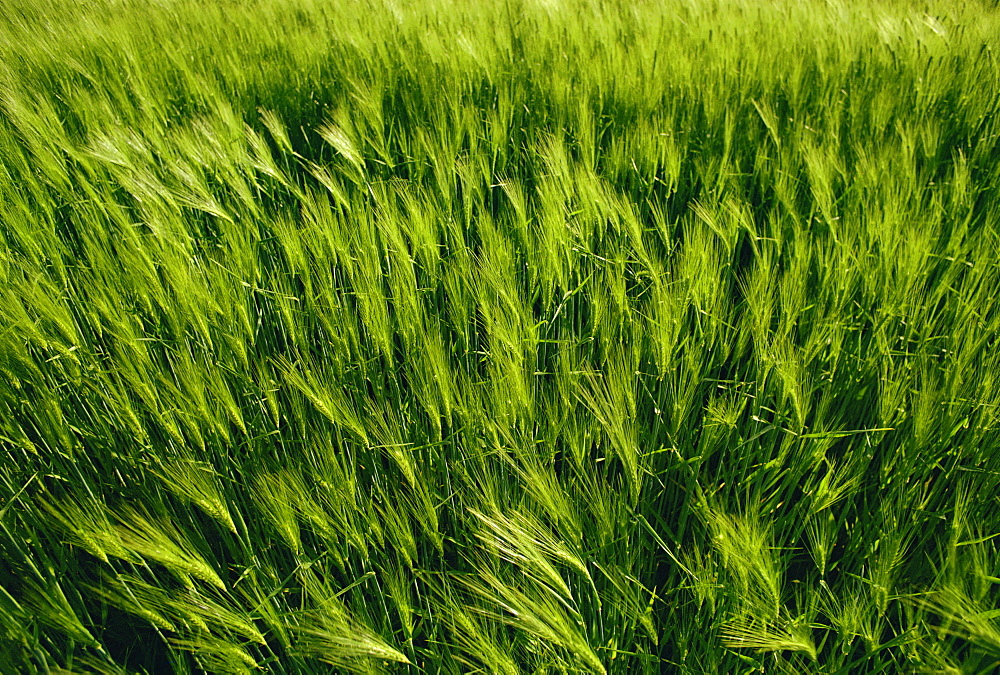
[2, 0, 1000, 672]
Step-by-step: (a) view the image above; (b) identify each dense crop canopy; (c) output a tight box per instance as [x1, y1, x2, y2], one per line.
[2, 0, 1000, 672]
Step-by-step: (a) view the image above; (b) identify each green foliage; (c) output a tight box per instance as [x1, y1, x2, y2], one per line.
[2, 0, 1000, 671]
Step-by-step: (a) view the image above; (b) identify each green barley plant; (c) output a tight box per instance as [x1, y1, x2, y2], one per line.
[2, 0, 1000, 671]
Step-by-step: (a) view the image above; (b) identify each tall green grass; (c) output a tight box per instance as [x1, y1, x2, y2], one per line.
[2, 0, 1000, 671]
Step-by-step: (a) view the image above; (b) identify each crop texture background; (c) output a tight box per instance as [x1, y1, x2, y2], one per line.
[2, 0, 1000, 672]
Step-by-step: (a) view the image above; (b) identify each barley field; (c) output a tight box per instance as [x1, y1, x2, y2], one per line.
[2, 0, 1000, 672]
